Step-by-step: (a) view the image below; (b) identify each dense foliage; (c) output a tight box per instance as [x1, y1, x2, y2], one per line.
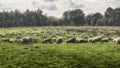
[0, 7, 120, 27]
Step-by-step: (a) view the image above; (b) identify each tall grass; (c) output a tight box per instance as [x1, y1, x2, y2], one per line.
[0, 42, 120, 68]
[0, 27, 120, 68]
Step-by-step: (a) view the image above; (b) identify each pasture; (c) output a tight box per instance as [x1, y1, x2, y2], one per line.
[0, 26, 120, 68]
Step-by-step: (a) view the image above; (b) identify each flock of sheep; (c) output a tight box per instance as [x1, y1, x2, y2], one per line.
[42, 36, 120, 44]
[0, 27, 120, 45]
[1, 36, 120, 44]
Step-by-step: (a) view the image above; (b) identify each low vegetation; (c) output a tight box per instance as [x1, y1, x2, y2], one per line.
[0, 26, 120, 68]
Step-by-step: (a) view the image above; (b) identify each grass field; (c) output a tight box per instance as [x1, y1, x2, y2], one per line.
[0, 26, 120, 68]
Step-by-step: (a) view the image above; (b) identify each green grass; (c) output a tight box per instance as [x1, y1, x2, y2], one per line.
[0, 26, 120, 68]
[0, 42, 120, 68]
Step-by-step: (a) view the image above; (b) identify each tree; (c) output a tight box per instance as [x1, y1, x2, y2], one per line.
[105, 7, 113, 18]
[63, 9, 85, 26]
[0, 7, 119, 27]
[85, 13, 103, 26]
[104, 7, 120, 26]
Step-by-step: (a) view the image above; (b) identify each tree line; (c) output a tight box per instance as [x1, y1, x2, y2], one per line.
[0, 7, 120, 27]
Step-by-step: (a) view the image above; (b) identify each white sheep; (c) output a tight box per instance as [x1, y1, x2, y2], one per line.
[101, 38, 109, 43]
[9, 39, 14, 43]
[89, 36, 102, 43]
[76, 38, 88, 43]
[1, 38, 9, 42]
[113, 38, 120, 44]
[20, 37, 33, 44]
[56, 37, 63, 44]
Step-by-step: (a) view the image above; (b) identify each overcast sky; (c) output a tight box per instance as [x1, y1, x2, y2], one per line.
[0, 0, 120, 18]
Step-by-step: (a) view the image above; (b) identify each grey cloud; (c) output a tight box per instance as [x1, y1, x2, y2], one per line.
[44, 0, 59, 2]
[64, 0, 85, 9]
[31, 1, 58, 11]
[105, 0, 120, 7]
[32, 1, 40, 7]
[105, 0, 120, 3]
[0, 7, 12, 11]
[32, 1, 39, 5]
[70, 4, 85, 9]
[42, 4, 57, 10]
[3, 7, 12, 10]
[0, 3, 12, 10]
[69, 3, 85, 8]
[1, 0, 118, 18]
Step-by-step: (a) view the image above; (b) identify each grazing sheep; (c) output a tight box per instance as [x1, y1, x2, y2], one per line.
[109, 37, 115, 40]
[1, 38, 9, 42]
[0, 34, 5, 38]
[42, 38, 52, 44]
[101, 38, 109, 43]
[36, 33, 41, 37]
[82, 36, 88, 39]
[16, 36, 22, 39]
[76, 38, 88, 43]
[113, 38, 120, 44]
[52, 37, 56, 42]
[1, 38, 15, 43]
[52, 35, 56, 38]
[89, 36, 102, 43]
[88, 38, 93, 42]
[56, 37, 63, 44]
[81, 34, 88, 39]
[67, 36, 74, 39]
[56, 32, 60, 35]
[20, 37, 33, 44]
[67, 37, 76, 43]
[9, 39, 14, 43]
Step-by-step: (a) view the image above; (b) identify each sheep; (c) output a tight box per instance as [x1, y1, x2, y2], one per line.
[16, 36, 22, 39]
[20, 37, 33, 44]
[101, 38, 109, 43]
[52, 35, 56, 38]
[89, 36, 102, 43]
[76, 38, 88, 43]
[0, 34, 5, 38]
[52, 37, 56, 42]
[67, 36, 74, 39]
[1, 38, 9, 42]
[67, 37, 76, 43]
[56, 37, 63, 44]
[81, 34, 88, 39]
[42, 38, 52, 44]
[1, 38, 15, 43]
[88, 38, 93, 42]
[113, 38, 120, 44]
[56, 32, 60, 35]
[9, 39, 14, 43]
[109, 37, 115, 40]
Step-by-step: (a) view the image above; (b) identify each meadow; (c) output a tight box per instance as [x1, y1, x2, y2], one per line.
[0, 26, 120, 68]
